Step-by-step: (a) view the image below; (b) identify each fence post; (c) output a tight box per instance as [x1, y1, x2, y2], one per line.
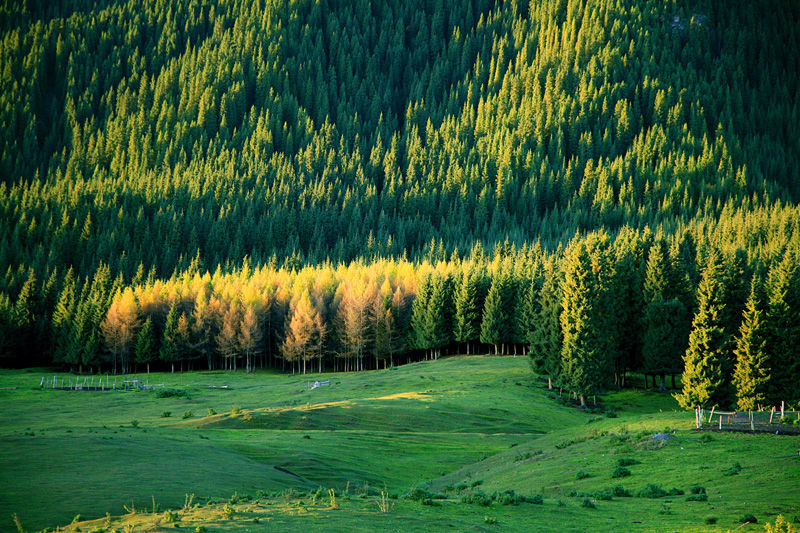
[719, 414, 722, 430]
[781, 401, 784, 419]
[708, 406, 716, 424]
[769, 406, 776, 424]
[750, 410, 754, 431]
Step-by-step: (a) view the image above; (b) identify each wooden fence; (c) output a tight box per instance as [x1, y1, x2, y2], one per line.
[694, 403, 800, 432]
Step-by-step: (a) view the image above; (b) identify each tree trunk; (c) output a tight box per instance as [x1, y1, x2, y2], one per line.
[659, 375, 667, 392]
[579, 395, 586, 408]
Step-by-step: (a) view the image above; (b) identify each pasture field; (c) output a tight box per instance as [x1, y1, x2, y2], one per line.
[1, 357, 798, 532]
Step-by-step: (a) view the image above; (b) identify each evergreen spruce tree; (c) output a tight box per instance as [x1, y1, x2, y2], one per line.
[424, 273, 453, 359]
[135, 317, 155, 373]
[764, 249, 800, 403]
[676, 253, 731, 409]
[529, 264, 562, 388]
[409, 274, 432, 355]
[559, 235, 614, 407]
[453, 268, 482, 354]
[480, 271, 510, 355]
[160, 304, 179, 373]
[733, 275, 770, 410]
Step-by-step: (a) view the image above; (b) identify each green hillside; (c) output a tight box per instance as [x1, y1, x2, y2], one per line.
[3, 357, 797, 532]
[1, 357, 577, 529]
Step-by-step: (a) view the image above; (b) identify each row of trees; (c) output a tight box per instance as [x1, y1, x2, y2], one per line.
[87, 221, 800, 409]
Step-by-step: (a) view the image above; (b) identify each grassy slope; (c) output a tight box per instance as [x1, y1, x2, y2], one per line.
[2, 358, 798, 532]
[1, 356, 582, 530]
[425, 389, 800, 531]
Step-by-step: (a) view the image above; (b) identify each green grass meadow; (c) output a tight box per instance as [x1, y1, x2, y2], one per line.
[1, 357, 798, 532]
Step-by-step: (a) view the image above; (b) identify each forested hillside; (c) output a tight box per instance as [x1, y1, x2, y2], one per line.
[1, 0, 799, 408]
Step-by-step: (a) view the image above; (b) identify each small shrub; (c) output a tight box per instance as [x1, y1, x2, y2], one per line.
[667, 488, 685, 496]
[605, 410, 618, 418]
[611, 466, 631, 478]
[421, 497, 441, 506]
[156, 389, 187, 398]
[779, 416, 792, 425]
[484, 515, 497, 525]
[636, 484, 668, 498]
[704, 517, 717, 525]
[557, 499, 566, 507]
[616, 457, 641, 467]
[592, 489, 613, 501]
[611, 486, 632, 497]
[462, 491, 492, 506]
[404, 488, 445, 501]
[530, 494, 544, 504]
[207, 408, 217, 416]
[698, 434, 714, 443]
[182, 410, 192, 419]
[576, 470, 591, 480]
[130, 420, 139, 428]
[581, 497, 596, 508]
[689, 485, 706, 495]
[686, 493, 708, 501]
[163, 510, 179, 523]
[161, 411, 171, 418]
[455, 482, 469, 491]
[658, 502, 672, 515]
[470, 479, 483, 488]
[738, 513, 757, 524]
[723, 462, 742, 476]
[231, 406, 241, 415]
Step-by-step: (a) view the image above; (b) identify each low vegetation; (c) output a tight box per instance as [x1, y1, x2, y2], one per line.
[2, 357, 798, 531]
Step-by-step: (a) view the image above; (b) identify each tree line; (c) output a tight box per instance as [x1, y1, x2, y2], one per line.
[12, 213, 792, 412]
[0, 0, 799, 413]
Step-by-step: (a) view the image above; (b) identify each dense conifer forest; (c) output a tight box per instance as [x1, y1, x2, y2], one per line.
[1, 0, 799, 409]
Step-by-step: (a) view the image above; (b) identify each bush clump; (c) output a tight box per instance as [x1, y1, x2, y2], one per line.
[592, 489, 613, 501]
[404, 488, 444, 502]
[667, 487, 685, 496]
[575, 470, 591, 480]
[686, 485, 708, 501]
[738, 513, 757, 524]
[611, 466, 631, 478]
[581, 497, 596, 509]
[161, 411, 171, 418]
[616, 457, 641, 467]
[182, 410, 193, 419]
[723, 462, 742, 476]
[156, 388, 187, 398]
[611, 486, 632, 497]
[462, 490, 492, 506]
[489, 490, 542, 505]
[636, 484, 668, 498]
